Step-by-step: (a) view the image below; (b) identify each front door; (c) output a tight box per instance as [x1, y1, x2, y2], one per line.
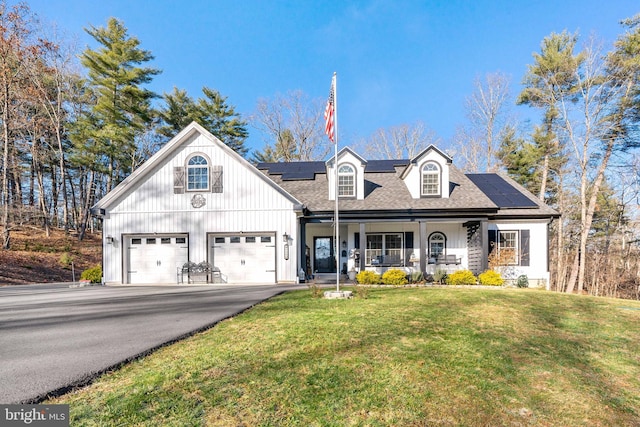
[314, 237, 335, 273]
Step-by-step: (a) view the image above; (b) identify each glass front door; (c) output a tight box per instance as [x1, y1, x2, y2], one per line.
[314, 237, 335, 273]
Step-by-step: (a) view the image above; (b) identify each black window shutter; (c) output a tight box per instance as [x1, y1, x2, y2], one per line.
[173, 166, 185, 194]
[404, 232, 414, 263]
[354, 233, 360, 249]
[488, 230, 497, 257]
[520, 229, 530, 266]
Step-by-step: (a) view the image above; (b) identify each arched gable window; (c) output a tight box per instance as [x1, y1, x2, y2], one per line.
[428, 232, 446, 260]
[338, 163, 355, 197]
[421, 162, 441, 196]
[187, 155, 209, 191]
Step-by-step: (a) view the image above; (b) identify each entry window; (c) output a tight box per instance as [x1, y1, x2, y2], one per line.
[215, 237, 225, 244]
[338, 164, 355, 197]
[365, 233, 403, 265]
[428, 232, 446, 259]
[187, 155, 209, 191]
[161, 238, 171, 244]
[246, 236, 256, 243]
[422, 162, 440, 196]
[131, 238, 142, 245]
[261, 236, 272, 243]
[146, 238, 156, 244]
[176, 237, 186, 244]
[230, 236, 241, 243]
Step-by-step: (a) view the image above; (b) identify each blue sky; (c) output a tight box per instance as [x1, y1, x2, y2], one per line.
[24, 0, 640, 156]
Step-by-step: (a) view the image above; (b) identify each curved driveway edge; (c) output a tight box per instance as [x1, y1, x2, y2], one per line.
[0, 283, 304, 404]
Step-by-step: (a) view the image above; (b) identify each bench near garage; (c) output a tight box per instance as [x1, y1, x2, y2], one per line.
[177, 262, 225, 284]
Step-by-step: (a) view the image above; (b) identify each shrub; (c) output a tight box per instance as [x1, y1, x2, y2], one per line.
[307, 282, 323, 298]
[478, 270, 504, 286]
[446, 269, 477, 286]
[433, 269, 447, 284]
[356, 270, 381, 285]
[517, 274, 529, 288]
[382, 269, 408, 286]
[410, 271, 424, 283]
[59, 252, 74, 268]
[81, 265, 102, 283]
[354, 284, 369, 299]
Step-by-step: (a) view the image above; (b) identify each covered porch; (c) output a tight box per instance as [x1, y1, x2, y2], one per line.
[298, 216, 490, 280]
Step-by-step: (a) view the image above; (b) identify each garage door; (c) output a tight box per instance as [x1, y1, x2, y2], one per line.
[126, 235, 188, 284]
[208, 234, 276, 283]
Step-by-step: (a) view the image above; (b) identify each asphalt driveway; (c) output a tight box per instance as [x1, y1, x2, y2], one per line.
[0, 282, 303, 404]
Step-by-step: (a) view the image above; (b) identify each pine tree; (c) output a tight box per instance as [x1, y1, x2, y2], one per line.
[157, 86, 249, 156]
[74, 17, 160, 191]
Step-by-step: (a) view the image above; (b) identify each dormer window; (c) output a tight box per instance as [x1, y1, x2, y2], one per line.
[187, 155, 209, 191]
[421, 162, 441, 197]
[338, 164, 355, 197]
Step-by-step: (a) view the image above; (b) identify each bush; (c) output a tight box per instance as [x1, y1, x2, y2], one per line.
[478, 270, 504, 286]
[446, 269, 477, 286]
[517, 274, 529, 288]
[433, 269, 447, 284]
[81, 265, 102, 283]
[59, 252, 74, 268]
[354, 284, 369, 299]
[382, 269, 408, 286]
[307, 282, 323, 298]
[356, 270, 381, 285]
[410, 271, 424, 283]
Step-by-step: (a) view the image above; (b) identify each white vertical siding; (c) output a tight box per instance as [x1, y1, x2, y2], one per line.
[101, 132, 301, 284]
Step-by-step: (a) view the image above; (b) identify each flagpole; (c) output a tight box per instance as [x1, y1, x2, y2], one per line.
[333, 72, 339, 292]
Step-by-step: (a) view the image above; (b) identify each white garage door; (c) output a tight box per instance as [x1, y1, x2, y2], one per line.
[209, 234, 276, 283]
[126, 235, 188, 284]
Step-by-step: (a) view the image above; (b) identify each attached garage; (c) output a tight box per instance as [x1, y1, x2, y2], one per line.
[208, 233, 276, 283]
[125, 234, 189, 284]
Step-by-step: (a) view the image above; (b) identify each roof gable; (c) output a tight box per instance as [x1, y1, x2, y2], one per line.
[94, 121, 301, 210]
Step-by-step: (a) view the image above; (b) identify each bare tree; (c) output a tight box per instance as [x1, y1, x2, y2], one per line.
[455, 72, 512, 172]
[0, 1, 42, 248]
[357, 121, 440, 160]
[251, 90, 330, 162]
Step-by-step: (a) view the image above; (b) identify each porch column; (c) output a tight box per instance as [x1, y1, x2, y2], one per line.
[359, 223, 366, 271]
[299, 218, 307, 279]
[480, 220, 489, 272]
[419, 221, 427, 274]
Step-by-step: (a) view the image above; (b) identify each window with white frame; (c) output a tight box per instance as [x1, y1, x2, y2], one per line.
[365, 233, 403, 265]
[498, 230, 518, 265]
[338, 164, 355, 197]
[421, 162, 440, 196]
[187, 155, 209, 191]
[428, 232, 446, 259]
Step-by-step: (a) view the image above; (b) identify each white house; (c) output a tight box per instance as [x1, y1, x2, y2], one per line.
[93, 122, 559, 286]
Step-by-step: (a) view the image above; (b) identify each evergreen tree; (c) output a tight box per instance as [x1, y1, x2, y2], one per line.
[518, 31, 581, 201]
[73, 17, 160, 191]
[157, 86, 249, 156]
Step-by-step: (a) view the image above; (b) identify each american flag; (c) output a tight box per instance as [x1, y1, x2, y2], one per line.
[324, 77, 335, 142]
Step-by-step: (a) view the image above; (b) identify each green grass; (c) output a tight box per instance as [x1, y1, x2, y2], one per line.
[50, 288, 640, 426]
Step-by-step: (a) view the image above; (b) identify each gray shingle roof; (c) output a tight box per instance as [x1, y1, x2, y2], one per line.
[257, 161, 559, 218]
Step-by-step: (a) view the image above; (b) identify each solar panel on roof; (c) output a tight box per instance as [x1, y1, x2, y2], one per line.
[257, 161, 325, 180]
[467, 174, 538, 209]
[366, 160, 409, 172]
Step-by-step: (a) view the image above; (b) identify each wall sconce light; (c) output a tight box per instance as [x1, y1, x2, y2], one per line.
[106, 236, 114, 244]
[283, 232, 289, 242]
[342, 240, 347, 249]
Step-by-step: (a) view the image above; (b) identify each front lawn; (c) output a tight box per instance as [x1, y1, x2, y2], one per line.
[50, 288, 640, 426]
